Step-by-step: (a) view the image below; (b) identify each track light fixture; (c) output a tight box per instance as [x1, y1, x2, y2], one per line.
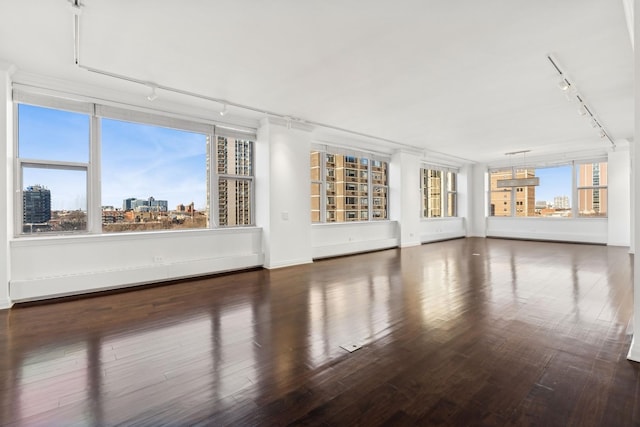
[578, 104, 588, 117]
[547, 54, 615, 149]
[146, 84, 158, 101]
[219, 104, 228, 116]
[558, 77, 570, 91]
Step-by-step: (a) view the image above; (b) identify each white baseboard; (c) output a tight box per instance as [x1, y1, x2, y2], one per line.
[10, 253, 263, 303]
[421, 231, 466, 244]
[0, 298, 12, 310]
[263, 257, 313, 269]
[312, 238, 398, 259]
[627, 337, 640, 363]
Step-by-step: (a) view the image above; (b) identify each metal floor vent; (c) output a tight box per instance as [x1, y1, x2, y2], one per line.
[340, 342, 364, 353]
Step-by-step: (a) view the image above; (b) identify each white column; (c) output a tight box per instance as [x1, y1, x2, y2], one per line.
[628, 0, 640, 361]
[0, 62, 14, 309]
[608, 143, 631, 246]
[255, 118, 313, 269]
[389, 150, 420, 247]
[630, 141, 635, 253]
[467, 163, 487, 237]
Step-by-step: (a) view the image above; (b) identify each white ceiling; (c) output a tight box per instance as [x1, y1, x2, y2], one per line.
[0, 0, 634, 163]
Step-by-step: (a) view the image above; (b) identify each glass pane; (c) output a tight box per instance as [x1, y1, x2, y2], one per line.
[18, 104, 89, 162]
[447, 172, 456, 192]
[101, 118, 208, 233]
[22, 167, 87, 234]
[311, 182, 321, 223]
[425, 169, 442, 218]
[578, 188, 608, 217]
[534, 165, 572, 218]
[310, 152, 321, 181]
[372, 186, 387, 220]
[489, 169, 513, 217]
[577, 162, 607, 187]
[447, 193, 456, 217]
[216, 136, 252, 176]
[218, 178, 252, 226]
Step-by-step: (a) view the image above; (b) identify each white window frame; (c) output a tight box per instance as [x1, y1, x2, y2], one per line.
[213, 132, 256, 227]
[487, 159, 607, 219]
[420, 165, 458, 219]
[13, 88, 256, 237]
[311, 145, 389, 223]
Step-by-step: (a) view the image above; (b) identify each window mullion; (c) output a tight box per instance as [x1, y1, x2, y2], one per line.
[88, 112, 101, 234]
[367, 157, 372, 221]
[320, 152, 326, 223]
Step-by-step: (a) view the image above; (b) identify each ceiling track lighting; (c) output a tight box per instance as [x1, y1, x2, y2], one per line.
[547, 54, 615, 150]
[219, 104, 228, 116]
[64, 2, 476, 163]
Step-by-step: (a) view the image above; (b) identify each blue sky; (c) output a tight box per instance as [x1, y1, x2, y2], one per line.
[20, 104, 574, 212]
[19, 104, 207, 211]
[534, 166, 572, 205]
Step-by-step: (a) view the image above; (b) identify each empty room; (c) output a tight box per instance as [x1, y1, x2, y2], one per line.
[1, 1, 639, 425]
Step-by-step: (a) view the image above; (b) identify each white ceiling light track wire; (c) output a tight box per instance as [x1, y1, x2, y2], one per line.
[66, 1, 459, 160]
[547, 54, 616, 150]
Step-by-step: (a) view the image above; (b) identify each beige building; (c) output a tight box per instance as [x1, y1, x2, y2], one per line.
[577, 162, 608, 216]
[489, 169, 536, 217]
[310, 151, 387, 222]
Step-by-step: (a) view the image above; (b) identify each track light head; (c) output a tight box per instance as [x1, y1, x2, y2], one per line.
[219, 104, 228, 116]
[558, 77, 570, 91]
[578, 104, 588, 117]
[146, 85, 158, 102]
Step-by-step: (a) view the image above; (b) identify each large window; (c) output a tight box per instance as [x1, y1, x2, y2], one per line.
[488, 161, 606, 218]
[17, 103, 90, 234]
[15, 93, 255, 236]
[421, 167, 457, 218]
[310, 148, 388, 223]
[102, 119, 209, 232]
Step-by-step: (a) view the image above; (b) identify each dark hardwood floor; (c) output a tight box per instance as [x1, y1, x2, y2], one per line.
[1, 237, 638, 426]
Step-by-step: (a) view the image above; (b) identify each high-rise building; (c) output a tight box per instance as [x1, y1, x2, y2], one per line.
[311, 152, 388, 222]
[578, 163, 608, 216]
[123, 196, 168, 213]
[553, 195, 570, 209]
[489, 169, 535, 217]
[23, 185, 51, 224]
[217, 137, 252, 226]
[422, 169, 442, 218]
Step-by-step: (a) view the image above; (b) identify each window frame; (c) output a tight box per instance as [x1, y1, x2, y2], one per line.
[214, 134, 255, 227]
[576, 161, 608, 218]
[14, 100, 95, 236]
[311, 146, 389, 223]
[13, 90, 257, 237]
[420, 166, 458, 219]
[487, 160, 607, 219]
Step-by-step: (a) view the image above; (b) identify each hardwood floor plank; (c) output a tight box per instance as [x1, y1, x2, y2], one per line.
[0, 238, 638, 426]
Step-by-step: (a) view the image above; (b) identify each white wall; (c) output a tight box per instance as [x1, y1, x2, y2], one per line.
[10, 228, 263, 302]
[311, 221, 399, 259]
[390, 150, 421, 247]
[467, 163, 487, 237]
[0, 64, 12, 309]
[608, 145, 631, 246]
[419, 218, 466, 243]
[486, 217, 608, 244]
[256, 118, 313, 268]
[628, 0, 640, 363]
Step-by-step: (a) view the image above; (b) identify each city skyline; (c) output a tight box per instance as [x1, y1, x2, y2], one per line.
[21, 104, 576, 213]
[19, 104, 208, 211]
